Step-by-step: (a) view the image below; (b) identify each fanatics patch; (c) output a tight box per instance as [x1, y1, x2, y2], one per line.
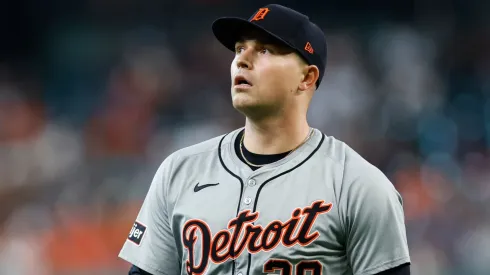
[128, 221, 147, 246]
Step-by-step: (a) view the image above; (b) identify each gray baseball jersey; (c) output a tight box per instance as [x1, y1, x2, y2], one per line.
[119, 128, 410, 275]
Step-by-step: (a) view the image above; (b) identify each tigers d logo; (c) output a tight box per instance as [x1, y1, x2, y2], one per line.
[250, 8, 270, 21]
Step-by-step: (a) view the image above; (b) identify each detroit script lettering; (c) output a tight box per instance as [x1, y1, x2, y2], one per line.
[182, 200, 333, 274]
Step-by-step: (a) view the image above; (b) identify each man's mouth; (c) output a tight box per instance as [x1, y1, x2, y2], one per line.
[234, 75, 252, 87]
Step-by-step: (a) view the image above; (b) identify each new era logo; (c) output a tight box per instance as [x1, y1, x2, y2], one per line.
[304, 42, 314, 54]
[128, 221, 147, 246]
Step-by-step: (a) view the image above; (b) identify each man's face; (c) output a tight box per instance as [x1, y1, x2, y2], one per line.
[230, 32, 305, 118]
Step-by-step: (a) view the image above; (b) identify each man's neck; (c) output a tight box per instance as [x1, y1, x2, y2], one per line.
[242, 116, 311, 155]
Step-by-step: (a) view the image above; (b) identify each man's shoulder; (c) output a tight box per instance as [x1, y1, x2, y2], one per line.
[163, 128, 239, 166]
[320, 134, 387, 182]
[321, 135, 398, 209]
[320, 135, 368, 167]
[166, 135, 224, 163]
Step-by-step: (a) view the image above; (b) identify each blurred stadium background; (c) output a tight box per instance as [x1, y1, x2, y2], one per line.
[0, 0, 489, 274]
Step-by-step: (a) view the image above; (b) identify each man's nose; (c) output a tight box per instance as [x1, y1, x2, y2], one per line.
[236, 51, 253, 70]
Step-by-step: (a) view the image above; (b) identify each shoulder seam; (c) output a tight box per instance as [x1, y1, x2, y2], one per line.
[163, 153, 177, 212]
[337, 150, 347, 242]
[321, 134, 348, 243]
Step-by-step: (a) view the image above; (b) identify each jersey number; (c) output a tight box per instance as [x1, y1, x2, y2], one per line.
[263, 259, 322, 275]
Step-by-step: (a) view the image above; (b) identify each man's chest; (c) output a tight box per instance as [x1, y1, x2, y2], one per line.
[169, 168, 348, 275]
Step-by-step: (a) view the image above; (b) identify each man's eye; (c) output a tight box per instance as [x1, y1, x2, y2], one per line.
[235, 46, 245, 53]
[259, 47, 273, 54]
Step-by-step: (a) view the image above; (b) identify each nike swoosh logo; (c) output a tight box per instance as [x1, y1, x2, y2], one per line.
[194, 182, 220, 192]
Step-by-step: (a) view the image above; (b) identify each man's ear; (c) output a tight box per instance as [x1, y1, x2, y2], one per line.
[298, 65, 319, 92]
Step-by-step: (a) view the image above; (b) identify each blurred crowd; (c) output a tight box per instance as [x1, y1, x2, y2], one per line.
[0, 1, 489, 274]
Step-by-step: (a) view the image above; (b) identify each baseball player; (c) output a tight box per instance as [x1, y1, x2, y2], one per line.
[119, 4, 411, 275]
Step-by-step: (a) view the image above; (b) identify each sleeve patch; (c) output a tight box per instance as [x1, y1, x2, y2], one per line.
[128, 221, 147, 246]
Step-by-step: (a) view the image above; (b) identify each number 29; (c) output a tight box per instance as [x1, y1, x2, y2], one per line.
[263, 259, 322, 274]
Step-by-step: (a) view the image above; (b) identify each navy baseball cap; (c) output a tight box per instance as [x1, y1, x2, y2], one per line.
[212, 4, 327, 88]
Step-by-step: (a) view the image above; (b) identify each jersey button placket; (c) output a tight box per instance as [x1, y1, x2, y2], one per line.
[239, 178, 257, 212]
[243, 197, 252, 205]
[236, 178, 258, 274]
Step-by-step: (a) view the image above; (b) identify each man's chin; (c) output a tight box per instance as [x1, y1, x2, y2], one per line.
[232, 95, 252, 110]
[232, 102, 254, 115]
[232, 101, 273, 120]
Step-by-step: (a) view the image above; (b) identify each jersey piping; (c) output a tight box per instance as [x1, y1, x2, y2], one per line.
[217, 130, 326, 275]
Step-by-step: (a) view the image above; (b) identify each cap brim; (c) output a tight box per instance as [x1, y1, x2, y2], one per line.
[212, 17, 294, 52]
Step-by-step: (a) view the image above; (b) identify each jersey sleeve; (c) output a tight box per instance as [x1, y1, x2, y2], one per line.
[341, 165, 410, 275]
[118, 157, 180, 275]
